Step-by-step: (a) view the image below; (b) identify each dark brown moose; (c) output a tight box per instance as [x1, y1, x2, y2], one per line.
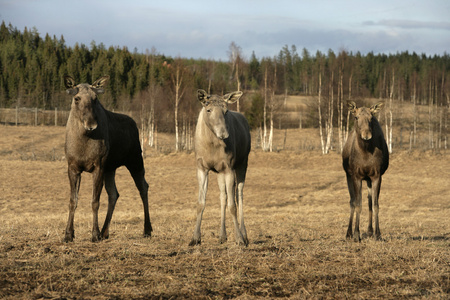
[342, 101, 389, 242]
[63, 75, 152, 242]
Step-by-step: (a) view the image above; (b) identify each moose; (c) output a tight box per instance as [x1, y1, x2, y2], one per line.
[189, 89, 251, 246]
[342, 101, 389, 242]
[63, 75, 152, 242]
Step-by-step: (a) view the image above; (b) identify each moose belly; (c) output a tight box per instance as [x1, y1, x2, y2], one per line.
[354, 164, 379, 179]
[197, 156, 230, 173]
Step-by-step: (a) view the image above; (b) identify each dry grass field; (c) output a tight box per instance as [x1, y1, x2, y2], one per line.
[0, 125, 449, 299]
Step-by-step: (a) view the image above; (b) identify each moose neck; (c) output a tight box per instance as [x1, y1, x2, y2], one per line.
[68, 101, 105, 140]
[356, 131, 376, 153]
[197, 109, 225, 146]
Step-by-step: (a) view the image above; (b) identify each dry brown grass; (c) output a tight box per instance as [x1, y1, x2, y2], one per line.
[0, 126, 449, 299]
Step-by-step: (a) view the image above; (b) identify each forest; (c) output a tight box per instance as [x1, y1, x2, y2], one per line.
[0, 21, 449, 152]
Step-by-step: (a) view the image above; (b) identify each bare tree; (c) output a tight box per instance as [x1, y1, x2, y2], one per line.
[170, 59, 187, 151]
[268, 61, 277, 152]
[318, 70, 326, 154]
[338, 64, 344, 152]
[263, 66, 269, 151]
[260, 58, 280, 152]
[228, 42, 243, 111]
[324, 70, 334, 154]
[412, 72, 418, 147]
[385, 68, 394, 153]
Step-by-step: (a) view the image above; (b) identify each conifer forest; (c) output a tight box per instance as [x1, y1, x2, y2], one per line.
[0, 21, 448, 152]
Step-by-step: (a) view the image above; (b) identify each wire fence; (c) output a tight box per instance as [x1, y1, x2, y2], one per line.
[0, 107, 70, 127]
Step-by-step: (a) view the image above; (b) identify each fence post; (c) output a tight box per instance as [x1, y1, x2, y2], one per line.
[15, 106, 18, 126]
[35, 108, 38, 126]
[55, 107, 58, 126]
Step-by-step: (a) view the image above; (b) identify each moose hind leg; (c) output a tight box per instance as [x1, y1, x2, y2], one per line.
[235, 165, 248, 245]
[91, 169, 104, 242]
[101, 171, 119, 239]
[129, 166, 152, 237]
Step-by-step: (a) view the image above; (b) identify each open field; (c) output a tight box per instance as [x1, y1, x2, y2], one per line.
[0, 125, 449, 299]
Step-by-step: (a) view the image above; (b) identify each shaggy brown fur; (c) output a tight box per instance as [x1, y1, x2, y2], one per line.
[63, 75, 152, 242]
[342, 101, 389, 242]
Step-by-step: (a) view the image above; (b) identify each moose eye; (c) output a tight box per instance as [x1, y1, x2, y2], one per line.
[206, 109, 211, 113]
[354, 116, 358, 120]
[74, 96, 81, 103]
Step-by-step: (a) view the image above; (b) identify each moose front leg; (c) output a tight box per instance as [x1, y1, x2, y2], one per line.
[367, 180, 374, 237]
[217, 173, 228, 244]
[225, 170, 247, 246]
[352, 177, 363, 242]
[345, 174, 355, 239]
[372, 176, 382, 240]
[189, 168, 208, 246]
[65, 167, 81, 242]
[91, 168, 104, 242]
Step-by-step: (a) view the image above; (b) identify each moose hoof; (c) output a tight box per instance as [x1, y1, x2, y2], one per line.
[237, 239, 249, 247]
[235, 235, 248, 247]
[144, 229, 152, 238]
[63, 236, 74, 243]
[64, 231, 74, 243]
[189, 238, 201, 246]
[101, 229, 109, 240]
[91, 234, 102, 243]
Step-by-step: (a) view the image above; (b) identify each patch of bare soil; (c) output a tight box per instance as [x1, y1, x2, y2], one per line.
[0, 126, 449, 299]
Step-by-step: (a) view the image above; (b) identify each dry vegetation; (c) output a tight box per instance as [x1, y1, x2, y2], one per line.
[0, 125, 449, 299]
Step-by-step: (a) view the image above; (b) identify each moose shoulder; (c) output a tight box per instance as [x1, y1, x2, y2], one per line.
[63, 75, 152, 242]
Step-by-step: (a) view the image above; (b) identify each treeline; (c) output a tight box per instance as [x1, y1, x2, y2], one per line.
[1, 22, 449, 135]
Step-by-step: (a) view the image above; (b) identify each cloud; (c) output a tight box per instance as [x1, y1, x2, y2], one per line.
[364, 19, 450, 31]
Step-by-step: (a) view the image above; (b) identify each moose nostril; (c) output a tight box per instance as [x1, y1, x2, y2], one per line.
[362, 134, 372, 140]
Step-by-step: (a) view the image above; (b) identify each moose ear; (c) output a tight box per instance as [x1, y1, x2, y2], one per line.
[370, 102, 384, 115]
[347, 101, 357, 115]
[197, 89, 209, 105]
[64, 76, 78, 95]
[223, 91, 243, 104]
[91, 76, 109, 94]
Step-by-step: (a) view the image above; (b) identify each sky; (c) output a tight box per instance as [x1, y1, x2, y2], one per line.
[1, 0, 449, 61]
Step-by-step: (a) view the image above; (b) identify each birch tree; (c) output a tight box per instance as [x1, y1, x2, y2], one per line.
[228, 42, 242, 111]
[262, 65, 269, 151]
[170, 59, 186, 151]
[318, 69, 326, 154]
[385, 68, 394, 153]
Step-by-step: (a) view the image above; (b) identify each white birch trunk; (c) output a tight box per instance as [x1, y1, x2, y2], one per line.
[318, 72, 325, 154]
[325, 71, 334, 154]
[263, 67, 268, 151]
[269, 110, 274, 152]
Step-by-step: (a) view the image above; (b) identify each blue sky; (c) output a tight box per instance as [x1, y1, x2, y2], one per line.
[1, 0, 449, 60]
